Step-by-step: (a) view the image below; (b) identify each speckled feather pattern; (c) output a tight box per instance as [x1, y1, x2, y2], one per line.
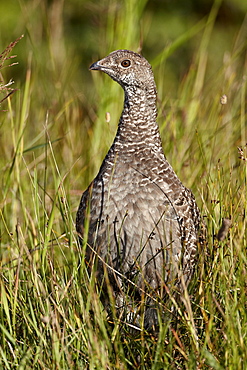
[76, 50, 201, 328]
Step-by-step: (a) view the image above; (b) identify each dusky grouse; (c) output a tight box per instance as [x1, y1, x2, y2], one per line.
[76, 49, 200, 330]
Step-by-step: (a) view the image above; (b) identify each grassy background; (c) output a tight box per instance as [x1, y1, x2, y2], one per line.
[0, 0, 247, 368]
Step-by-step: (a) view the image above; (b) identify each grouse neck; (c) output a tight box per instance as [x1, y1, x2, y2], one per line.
[114, 84, 163, 154]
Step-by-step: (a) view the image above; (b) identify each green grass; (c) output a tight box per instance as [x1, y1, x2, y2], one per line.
[0, 0, 247, 368]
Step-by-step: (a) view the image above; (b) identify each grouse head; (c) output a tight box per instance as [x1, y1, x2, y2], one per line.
[89, 49, 156, 92]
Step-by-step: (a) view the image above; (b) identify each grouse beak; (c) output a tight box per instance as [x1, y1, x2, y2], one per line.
[89, 61, 102, 71]
[89, 59, 111, 72]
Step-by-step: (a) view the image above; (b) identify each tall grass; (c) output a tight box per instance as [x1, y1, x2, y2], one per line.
[0, 0, 247, 368]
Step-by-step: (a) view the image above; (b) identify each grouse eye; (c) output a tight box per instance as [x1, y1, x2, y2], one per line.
[121, 59, 131, 68]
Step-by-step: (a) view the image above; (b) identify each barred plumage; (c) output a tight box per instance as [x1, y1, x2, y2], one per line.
[76, 50, 201, 330]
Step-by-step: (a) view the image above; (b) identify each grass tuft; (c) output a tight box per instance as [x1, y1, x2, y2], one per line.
[0, 35, 24, 108]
